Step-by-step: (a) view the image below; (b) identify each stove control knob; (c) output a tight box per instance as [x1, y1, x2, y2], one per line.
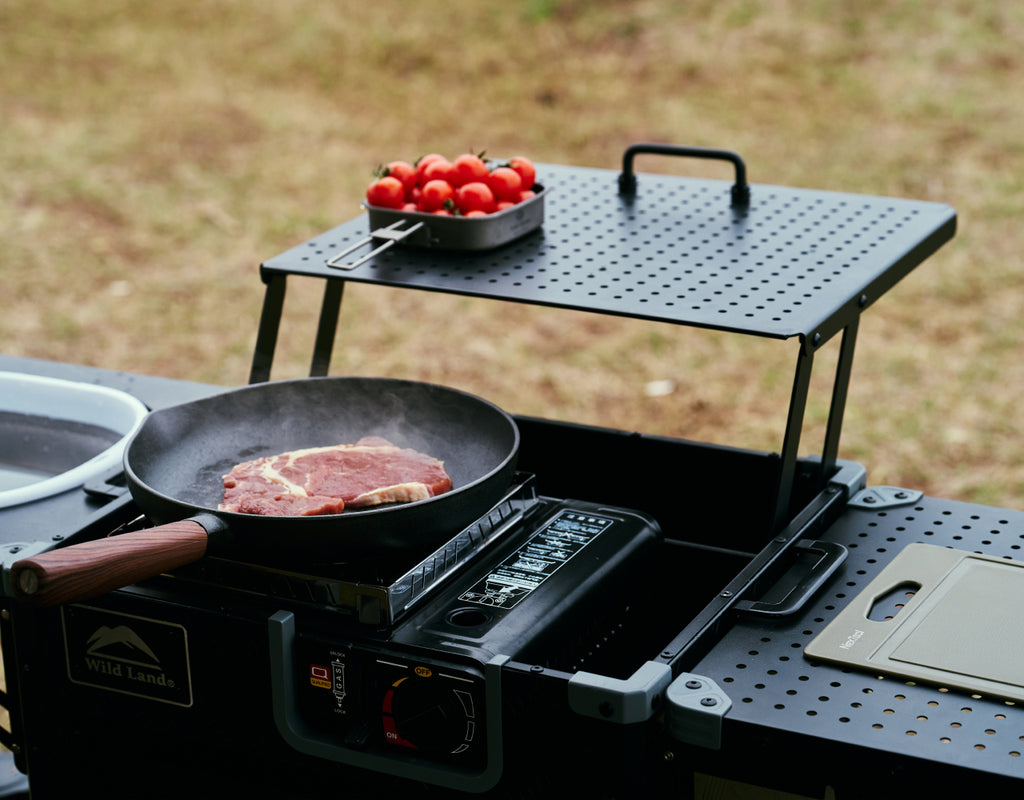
[381, 670, 478, 754]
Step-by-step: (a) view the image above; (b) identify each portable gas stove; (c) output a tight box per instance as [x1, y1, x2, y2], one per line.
[3, 145, 1022, 798]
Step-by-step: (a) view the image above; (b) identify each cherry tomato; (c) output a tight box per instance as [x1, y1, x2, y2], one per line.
[422, 158, 456, 185]
[418, 179, 455, 212]
[450, 153, 490, 187]
[509, 156, 537, 190]
[518, 188, 536, 203]
[495, 200, 515, 212]
[415, 152, 444, 176]
[462, 209, 488, 218]
[455, 181, 495, 215]
[415, 153, 448, 185]
[382, 160, 416, 195]
[487, 166, 523, 202]
[365, 176, 405, 209]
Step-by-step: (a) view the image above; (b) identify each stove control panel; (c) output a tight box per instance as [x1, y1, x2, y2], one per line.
[276, 624, 501, 791]
[295, 639, 487, 767]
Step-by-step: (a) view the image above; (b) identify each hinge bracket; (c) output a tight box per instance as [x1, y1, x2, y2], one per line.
[849, 485, 923, 509]
[666, 672, 732, 749]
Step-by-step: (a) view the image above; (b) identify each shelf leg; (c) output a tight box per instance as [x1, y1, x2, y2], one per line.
[773, 344, 814, 532]
[820, 316, 859, 483]
[249, 273, 287, 384]
[310, 279, 345, 377]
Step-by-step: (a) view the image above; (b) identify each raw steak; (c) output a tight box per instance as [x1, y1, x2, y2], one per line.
[219, 436, 453, 517]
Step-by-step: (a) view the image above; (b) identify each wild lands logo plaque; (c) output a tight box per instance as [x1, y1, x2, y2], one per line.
[62, 605, 193, 707]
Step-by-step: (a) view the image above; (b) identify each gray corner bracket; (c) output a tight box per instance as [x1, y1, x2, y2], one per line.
[849, 485, 923, 510]
[567, 661, 672, 724]
[665, 673, 733, 750]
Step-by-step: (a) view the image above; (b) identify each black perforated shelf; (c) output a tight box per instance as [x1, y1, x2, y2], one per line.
[692, 495, 1024, 792]
[261, 163, 956, 345]
[252, 160, 958, 533]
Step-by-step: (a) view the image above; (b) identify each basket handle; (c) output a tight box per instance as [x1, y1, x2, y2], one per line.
[618, 143, 750, 207]
[326, 220, 425, 271]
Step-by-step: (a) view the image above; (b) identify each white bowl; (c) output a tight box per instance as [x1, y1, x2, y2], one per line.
[0, 371, 149, 508]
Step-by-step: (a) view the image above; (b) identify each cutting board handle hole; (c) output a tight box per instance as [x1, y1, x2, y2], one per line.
[867, 581, 921, 622]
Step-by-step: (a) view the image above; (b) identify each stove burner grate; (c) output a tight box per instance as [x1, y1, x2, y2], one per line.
[160, 473, 540, 625]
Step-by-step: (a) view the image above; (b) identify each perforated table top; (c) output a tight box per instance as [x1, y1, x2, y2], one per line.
[693, 493, 1024, 790]
[262, 163, 956, 345]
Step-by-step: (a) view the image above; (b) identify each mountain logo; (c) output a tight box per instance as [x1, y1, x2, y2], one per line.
[86, 625, 161, 668]
[63, 605, 194, 708]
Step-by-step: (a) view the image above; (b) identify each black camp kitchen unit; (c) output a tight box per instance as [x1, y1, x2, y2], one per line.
[3, 146, 1022, 798]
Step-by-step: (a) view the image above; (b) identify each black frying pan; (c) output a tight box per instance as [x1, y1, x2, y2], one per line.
[11, 377, 519, 606]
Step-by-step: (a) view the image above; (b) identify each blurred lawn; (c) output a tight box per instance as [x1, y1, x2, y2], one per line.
[3, 1, 1024, 508]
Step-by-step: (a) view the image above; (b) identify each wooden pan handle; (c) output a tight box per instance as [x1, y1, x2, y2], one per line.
[10, 520, 210, 607]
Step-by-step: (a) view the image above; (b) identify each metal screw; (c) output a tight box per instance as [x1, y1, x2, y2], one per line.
[863, 495, 877, 504]
[685, 679, 703, 690]
[529, 664, 544, 673]
[52, 534, 64, 541]
[858, 294, 868, 308]
[894, 491, 908, 499]
[721, 590, 733, 598]
[701, 697, 718, 707]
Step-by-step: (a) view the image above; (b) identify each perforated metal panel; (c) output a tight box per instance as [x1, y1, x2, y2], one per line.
[262, 164, 955, 346]
[693, 495, 1024, 787]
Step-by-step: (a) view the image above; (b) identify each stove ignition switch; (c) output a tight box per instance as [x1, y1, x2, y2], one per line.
[378, 661, 480, 755]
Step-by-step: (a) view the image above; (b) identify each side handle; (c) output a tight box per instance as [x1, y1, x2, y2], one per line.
[734, 539, 847, 618]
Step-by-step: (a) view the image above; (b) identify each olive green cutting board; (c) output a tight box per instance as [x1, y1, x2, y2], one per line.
[805, 542, 1024, 701]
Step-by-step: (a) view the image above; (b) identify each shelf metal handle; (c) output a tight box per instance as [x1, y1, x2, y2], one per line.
[618, 143, 750, 207]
